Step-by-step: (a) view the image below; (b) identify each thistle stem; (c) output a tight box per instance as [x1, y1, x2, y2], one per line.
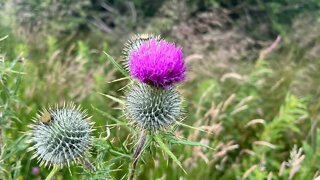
[45, 166, 60, 180]
[80, 158, 96, 172]
[129, 131, 147, 180]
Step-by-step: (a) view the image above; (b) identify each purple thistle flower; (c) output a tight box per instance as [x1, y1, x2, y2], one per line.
[32, 167, 40, 175]
[129, 39, 186, 87]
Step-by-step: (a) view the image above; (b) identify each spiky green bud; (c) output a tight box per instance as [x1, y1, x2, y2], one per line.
[27, 103, 94, 168]
[125, 83, 182, 131]
[122, 34, 161, 69]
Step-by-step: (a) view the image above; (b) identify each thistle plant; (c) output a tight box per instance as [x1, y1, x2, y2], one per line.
[125, 36, 187, 179]
[103, 34, 211, 180]
[123, 36, 186, 128]
[27, 103, 94, 179]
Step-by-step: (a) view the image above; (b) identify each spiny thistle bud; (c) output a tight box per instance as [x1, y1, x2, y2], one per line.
[27, 103, 94, 168]
[125, 83, 182, 131]
[122, 34, 161, 69]
[129, 38, 186, 88]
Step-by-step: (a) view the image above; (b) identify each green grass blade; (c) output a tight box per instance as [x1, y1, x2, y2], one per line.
[99, 92, 124, 105]
[0, 35, 8, 42]
[104, 51, 129, 77]
[176, 121, 213, 134]
[45, 166, 60, 180]
[91, 105, 125, 125]
[108, 77, 130, 83]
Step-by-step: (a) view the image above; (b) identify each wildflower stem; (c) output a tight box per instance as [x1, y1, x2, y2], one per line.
[45, 166, 60, 180]
[129, 131, 147, 180]
[0, 128, 2, 147]
[80, 158, 96, 172]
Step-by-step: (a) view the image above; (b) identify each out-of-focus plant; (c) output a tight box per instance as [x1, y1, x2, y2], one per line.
[172, 35, 320, 179]
[0, 35, 28, 179]
[0, 35, 24, 133]
[21, 36, 109, 105]
[11, 0, 91, 37]
[1, 0, 320, 179]
[7, 0, 167, 41]
[186, 0, 320, 40]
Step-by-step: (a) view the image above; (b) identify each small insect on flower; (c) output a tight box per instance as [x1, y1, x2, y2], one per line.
[122, 34, 161, 69]
[39, 110, 52, 124]
[125, 83, 183, 131]
[27, 103, 94, 168]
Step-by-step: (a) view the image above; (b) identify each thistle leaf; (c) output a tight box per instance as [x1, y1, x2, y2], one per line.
[153, 135, 186, 174]
[165, 134, 213, 149]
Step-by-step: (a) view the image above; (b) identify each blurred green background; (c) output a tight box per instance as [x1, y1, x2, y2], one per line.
[1, 0, 320, 179]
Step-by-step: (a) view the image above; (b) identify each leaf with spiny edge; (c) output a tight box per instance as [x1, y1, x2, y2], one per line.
[153, 135, 187, 174]
[163, 133, 214, 150]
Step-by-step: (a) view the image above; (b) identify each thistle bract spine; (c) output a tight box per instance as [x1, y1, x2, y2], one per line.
[125, 83, 181, 131]
[122, 34, 161, 69]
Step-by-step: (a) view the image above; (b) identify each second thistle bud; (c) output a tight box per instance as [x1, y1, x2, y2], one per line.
[28, 103, 94, 168]
[125, 83, 182, 131]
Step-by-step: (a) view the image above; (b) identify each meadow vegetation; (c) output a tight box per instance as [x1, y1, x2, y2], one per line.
[0, 0, 320, 179]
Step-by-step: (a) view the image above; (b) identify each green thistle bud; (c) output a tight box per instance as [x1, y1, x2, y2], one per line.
[122, 34, 161, 69]
[125, 83, 182, 131]
[27, 103, 94, 168]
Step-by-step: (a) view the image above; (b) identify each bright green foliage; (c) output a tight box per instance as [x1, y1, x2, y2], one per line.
[1, 1, 320, 180]
[0, 36, 28, 180]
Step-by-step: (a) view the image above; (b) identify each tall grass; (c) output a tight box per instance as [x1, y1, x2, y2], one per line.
[1, 1, 320, 179]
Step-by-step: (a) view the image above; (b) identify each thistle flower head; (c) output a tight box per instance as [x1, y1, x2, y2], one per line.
[129, 38, 186, 88]
[122, 34, 161, 69]
[125, 83, 182, 131]
[27, 103, 93, 168]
